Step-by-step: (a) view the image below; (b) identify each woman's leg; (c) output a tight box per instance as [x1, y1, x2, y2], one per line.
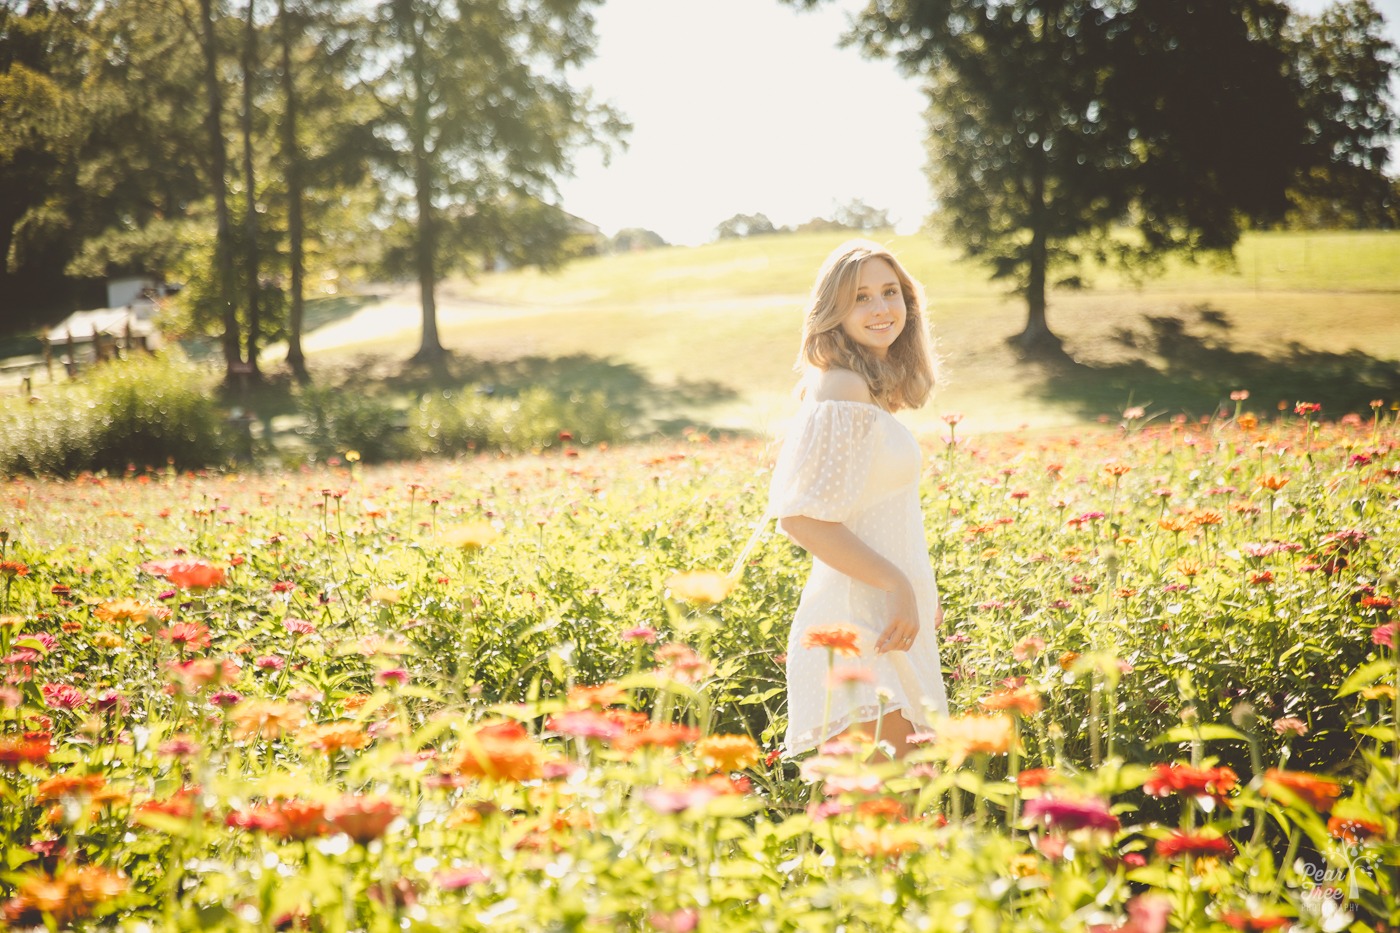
[835, 708, 919, 760]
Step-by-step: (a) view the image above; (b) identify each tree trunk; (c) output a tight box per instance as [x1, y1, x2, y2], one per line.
[407, 4, 445, 366]
[1014, 147, 1063, 357]
[199, 0, 242, 380]
[240, 0, 262, 377]
[278, 0, 308, 383]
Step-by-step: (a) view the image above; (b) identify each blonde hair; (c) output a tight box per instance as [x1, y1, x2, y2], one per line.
[796, 239, 937, 411]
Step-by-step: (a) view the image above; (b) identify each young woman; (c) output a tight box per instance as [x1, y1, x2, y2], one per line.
[768, 239, 948, 759]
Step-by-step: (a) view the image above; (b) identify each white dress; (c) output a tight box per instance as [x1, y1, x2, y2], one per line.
[768, 398, 949, 756]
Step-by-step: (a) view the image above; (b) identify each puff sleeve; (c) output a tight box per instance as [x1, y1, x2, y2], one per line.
[767, 400, 883, 525]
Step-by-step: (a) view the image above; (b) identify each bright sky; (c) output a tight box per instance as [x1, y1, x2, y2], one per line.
[557, 0, 1400, 247]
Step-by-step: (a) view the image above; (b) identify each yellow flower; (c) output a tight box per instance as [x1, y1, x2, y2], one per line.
[934, 714, 1014, 767]
[443, 522, 499, 551]
[368, 587, 401, 606]
[665, 570, 733, 606]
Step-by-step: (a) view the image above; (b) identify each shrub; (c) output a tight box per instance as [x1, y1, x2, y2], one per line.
[296, 384, 407, 463]
[0, 353, 227, 475]
[409, 385, 625, 456]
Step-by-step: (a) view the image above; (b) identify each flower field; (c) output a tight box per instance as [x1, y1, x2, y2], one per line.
[0, 404, 1397, 932]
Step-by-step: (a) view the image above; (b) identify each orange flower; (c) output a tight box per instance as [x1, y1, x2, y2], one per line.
[801, 624, 862, 657]
[453, 720, 544, 782]
[1176, 558, 1203, 577]
[229, 700, 306, 741]
[979, 686, 1042, 717]
[1261, 769, 1343, 813]
[1057, 652, 1080, 671]
[613, 721, 700, 753]
[11, 866, 127, 924]
[1103, 463, 1132, 477]
[298, 721, 371, 753]
[665, 570, 733, 606]
[1327, 815, 1385, 844]
[35, 773, 106, 803]
[694, 734, 760, 772]
[566, 682, 626, 709]
[1256, 474, 1290, 492]
[325, 794, 400, 844]
[837, 823, 921, 859]
[855, 797, 908, 822]
[934, 714, 1014, 766]
[1158, 516, 1191, 534]
[1236, 413, 1259, 431]
[93, 598, 169, 625]
[1190, 509, 1224, 527]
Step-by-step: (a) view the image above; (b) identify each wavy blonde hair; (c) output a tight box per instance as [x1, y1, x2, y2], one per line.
[796, 239, 937, 411]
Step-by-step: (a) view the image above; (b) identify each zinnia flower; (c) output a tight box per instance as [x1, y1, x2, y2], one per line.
[40, 683, 87, 711]
[1261, 769, 1343, 813]
[1023, 795, 1119, 833]
[1220, 910, 1291, 931]
[229, 700, 307, 741]
[979, 686, 1041, 716]
[452, 721, 544, 782]
[1156, 830, 1234, 860]
[694, 734, 760, 772]
[934, 714, 1014, 766]
[93, 598, 168, 625]
[325, 794, 400, 844]
[1142, 764, 1238, 804]
[546, 709, 626, 742]
[159, 622, 212, 651]
[665, 570, 733, 606]
[1327, 815, 1385, 844]
[442, 523, 498, 551]
[0, 732, 51, 767]
[140, 558, 225, 590]
[801, 624, 862, 657]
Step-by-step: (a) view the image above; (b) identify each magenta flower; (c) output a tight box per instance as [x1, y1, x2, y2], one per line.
[1023, 796, 1120, 833]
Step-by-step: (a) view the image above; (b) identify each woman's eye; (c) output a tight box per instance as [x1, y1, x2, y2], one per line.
[885, 289, 901, 299]
[855, 293, 869, 302]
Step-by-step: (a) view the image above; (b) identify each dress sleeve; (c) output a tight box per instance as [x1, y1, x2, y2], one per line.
[767, 400, 883, 525]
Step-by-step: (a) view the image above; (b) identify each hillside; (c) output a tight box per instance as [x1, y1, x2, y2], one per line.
[272, 229, 1400, 435]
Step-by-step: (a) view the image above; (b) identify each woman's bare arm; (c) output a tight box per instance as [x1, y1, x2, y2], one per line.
[779, 515, 919, 654]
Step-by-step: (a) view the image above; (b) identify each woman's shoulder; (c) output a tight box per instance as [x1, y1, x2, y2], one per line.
[809, 368, 874, 405]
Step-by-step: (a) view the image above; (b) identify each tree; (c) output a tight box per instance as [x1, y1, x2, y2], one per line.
[369, 0, 624, 367]
[790, 0, 1387, 354]
[610, 227, 667, 252]
[832, 198, 892, 231]
[715, 212, 781, 239]
[1286, 0, 1399, 228]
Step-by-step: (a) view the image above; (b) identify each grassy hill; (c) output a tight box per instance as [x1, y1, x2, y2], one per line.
[309, 229, 1400, 436]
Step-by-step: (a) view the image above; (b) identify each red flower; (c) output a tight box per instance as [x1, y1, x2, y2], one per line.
[1373, 623, 1396, 649]
[1143, 764, 1238, 804]
[0, 732, 51, 767]
[1156, 830, 1234, 860]
[0, 561, 29, 578]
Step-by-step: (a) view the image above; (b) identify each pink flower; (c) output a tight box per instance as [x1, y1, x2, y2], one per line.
[40, 682, 87, 711]
[437, 867, 489, 890]
[284, 618, 316, 636]
[546, 709, 625, 741]
[649, 908, 699, 933]
[1373, 623, 1395, 649]
[1272, 717, 1308, 738]
[254, 656, 285, 672]
[1013, 637, 1045, 661]
[375, 668, 409, 686]
[1023, 796, 1120, 833]
[828, 665, 876, 687]
[621, 625, 658, 644]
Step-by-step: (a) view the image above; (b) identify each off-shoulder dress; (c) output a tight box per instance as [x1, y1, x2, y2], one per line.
[767, 398, 949, 756]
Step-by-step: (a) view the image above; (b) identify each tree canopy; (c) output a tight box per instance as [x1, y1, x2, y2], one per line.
[788, 0, 1397, 353]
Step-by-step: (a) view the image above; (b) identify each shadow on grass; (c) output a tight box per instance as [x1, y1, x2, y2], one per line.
[1031, 306, 1400, 419]
[320, 350, 745, 437]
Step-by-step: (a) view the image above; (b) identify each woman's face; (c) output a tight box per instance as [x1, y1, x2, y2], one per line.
[839, 257, 906, 360]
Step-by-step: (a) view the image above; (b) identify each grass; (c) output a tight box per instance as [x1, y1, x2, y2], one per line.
[316, 229, 1400, 435]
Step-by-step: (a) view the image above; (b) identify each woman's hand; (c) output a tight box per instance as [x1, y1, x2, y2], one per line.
[875, 577, 919, 654]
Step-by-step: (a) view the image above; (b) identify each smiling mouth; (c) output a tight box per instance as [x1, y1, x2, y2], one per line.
[867, 322, 894, 332]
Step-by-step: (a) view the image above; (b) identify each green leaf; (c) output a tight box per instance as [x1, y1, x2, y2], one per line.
[1336, 659, 1397, 697]
[1150, 725, 1249, 746]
